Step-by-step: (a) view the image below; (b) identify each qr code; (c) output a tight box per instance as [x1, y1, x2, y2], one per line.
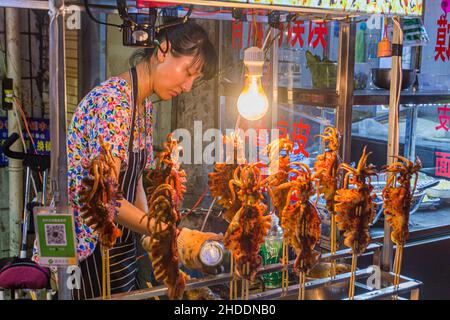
[45, 224, 67, 246]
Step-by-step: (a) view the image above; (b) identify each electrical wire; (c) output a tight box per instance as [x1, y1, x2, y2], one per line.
[200, 197, 216, 232]
[182, 186, 209, 219]
[83, 0, 123, 28]
[12, 103, 39, 196]
[14, 97, 37, 154]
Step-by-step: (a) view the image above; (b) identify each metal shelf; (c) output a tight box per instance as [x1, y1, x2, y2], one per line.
[104, 242, 422, 300]
[251, 270, 422, 300]
[105, 244, 391, 300]
[354, 89, 450, 106]
[221, 83, 450, 107]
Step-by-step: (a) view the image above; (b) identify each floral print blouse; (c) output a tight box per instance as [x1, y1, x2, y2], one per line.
[64, 77, 153, 261]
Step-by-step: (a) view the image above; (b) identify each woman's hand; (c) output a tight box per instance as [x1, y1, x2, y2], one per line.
[141, 228, 224, 275]
[176, 228, 224, 275]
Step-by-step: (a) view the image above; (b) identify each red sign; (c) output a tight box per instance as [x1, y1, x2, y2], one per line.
[290, 21, 305, 48]
[436, 104, 450, 131]
[232, 21, 244, 49]
[277, 115, 310, 158]
[436, 151, 450, 178]
[292, 118, 310, 157]
[231, 20, 328, 50]
[136, 1, 177, 8]
[434, 14, 450, 62]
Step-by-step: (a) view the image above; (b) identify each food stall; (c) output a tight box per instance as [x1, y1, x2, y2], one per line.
[1, 0, 449, 300]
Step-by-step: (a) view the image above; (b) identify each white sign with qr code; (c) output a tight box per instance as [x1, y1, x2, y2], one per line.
[45, 224, 68, 246]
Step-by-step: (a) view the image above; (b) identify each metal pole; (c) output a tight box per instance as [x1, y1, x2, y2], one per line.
[6, 7, 24, 258]
[404, 106, 418, 161]
[382, 17, 402, 272]
[336, 21, 356, 163]
[48, 0, 70, 300]
[271, 28, 279, 133]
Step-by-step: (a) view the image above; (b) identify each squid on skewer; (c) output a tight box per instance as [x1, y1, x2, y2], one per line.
[79, 138, 123, 299]
[262, 136, 293, 293]
[382, 156, 421, 297]
[143, 184, 187, 300]
[312, 126, 341, 278]
[142, 133, 187, 299]
[277, 163, 321, 300]
[224, 163, 271, 300]
[146, 133, 187, 207]
[334, 147, 377, 299]
[208, 131, 246, 223]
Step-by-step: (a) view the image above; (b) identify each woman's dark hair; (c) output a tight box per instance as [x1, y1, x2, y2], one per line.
[129, 21, 218, 81]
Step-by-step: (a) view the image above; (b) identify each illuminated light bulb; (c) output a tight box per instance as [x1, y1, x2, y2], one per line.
[237, 47, 269, 121]
[237, 75, 269, 121]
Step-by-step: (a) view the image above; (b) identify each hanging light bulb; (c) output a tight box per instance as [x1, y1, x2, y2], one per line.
[237, 47, 269, 121]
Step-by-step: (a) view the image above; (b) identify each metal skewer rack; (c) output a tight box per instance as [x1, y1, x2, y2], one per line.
[106, 243, 422, 300]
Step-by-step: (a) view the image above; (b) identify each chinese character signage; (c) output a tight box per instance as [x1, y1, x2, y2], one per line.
[435, 152, 450, 178]
[25, 118, 51, 155]
[277, 115, 310, 158]
[232, 20, 328, 50]
[434, 14, 450, 62]
[435, 104, 450, 178]
[436, 104, 450, 131]
[0, 117, 50, 167]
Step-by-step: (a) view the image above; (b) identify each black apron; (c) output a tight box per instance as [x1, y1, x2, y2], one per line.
[74, 67, 148, 300]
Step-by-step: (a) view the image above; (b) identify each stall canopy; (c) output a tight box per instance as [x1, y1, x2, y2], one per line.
[141, 0, 423, 16]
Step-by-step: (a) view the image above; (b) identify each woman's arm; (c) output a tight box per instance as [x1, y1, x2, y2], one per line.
[116, 198, 156, 236]
[134, 176, 149, 214]
[117, 176, 152, 235]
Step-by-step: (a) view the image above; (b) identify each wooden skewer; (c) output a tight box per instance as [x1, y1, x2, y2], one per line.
[298, 270, 306, 300]
[392, 245, 399, 300]
[281, 240, 289, 295]
[393, 244, 403, 300]
[393, 245, 399, 284]
[106, 247, 111, 299]
[349, 252, 357, 300]
[235, 264, 238, 300]
[297, 261, 306, 300]
[241, 266, 245, 300]
[330, 212, 337, 279]
[101, 244, 110, 300]
[230, 255, 235, 300]
[102, 246, 106, 300]
[285, 241, 289, 290]
[245, 262, 250, 300]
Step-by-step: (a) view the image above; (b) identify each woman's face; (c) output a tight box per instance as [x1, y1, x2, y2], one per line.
[153, 44, 204, 101]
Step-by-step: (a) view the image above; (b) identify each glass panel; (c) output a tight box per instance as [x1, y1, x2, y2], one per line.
[351, 105, 408, 167]
[421, 4, 450, 85]
[412, 103, 450, 229]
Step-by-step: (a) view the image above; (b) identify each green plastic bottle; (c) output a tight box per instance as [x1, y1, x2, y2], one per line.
[260, 213, 283, 289]
[355, 22, 367, 63]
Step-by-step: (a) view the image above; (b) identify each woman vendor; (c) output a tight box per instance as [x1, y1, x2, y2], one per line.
[57, 21, 219, 299]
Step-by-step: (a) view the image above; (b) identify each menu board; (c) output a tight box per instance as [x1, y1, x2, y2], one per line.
[216, 0, 423, 16]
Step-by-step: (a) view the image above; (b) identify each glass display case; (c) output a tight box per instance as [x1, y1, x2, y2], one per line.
[217, 4, 450, 299]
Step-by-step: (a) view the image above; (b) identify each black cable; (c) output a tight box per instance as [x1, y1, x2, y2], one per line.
[83, 0, 123, 28]
[156, 5, 193, 32]
[155, 31, 170, 55]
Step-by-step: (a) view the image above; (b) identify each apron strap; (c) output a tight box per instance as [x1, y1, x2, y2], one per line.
[128, 67, 139, 155]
